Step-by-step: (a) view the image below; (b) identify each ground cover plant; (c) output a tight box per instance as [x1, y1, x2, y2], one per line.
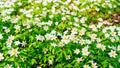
[0, 0, 120, 68]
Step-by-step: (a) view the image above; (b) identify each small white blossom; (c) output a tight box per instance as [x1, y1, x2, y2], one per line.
[14, 41, 21, 45]
[21, 41, 27, 47]
[36, 34, 45, 41]
[5, 28, 10, 33]
[61, 35, 70, 44]
[82, 46, 90, 56]
[108, 50, 117, 58]
[74, 49, 80, 55]
[80, 17, 87, 23]
[51, 43, 57, 47]
[66, 55, 70, 60]
[0, 53, 4, 61]
[83, 64, 90, 68]
[9, 48, 20, 57]
[77, 57, 83, 62]
[4, 64, 12, 68]
[91, 62, 98, 68]
[45, 33, 51, 40]
[8, 35, 15, 40]
[110, 31, 116, 36]
[79, 28, 86, 36]
[14, 25, 20, 30]
[48, 60, 53, 65]
[117, 45, 120, 51]
[6, 39, 12, 47]
[71, 28, 78, 35]
[0, 34, 3, 39]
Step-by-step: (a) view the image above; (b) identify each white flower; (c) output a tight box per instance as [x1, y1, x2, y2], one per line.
[17, 2, 22, 6]
[17, 66, 20, 68]
[89, 25, 98, 31]
[118, 58, 120, 63]
[90, 34, 97, 41]
[4, 64, 12, 68]
[108, 50, 117, 58]
[82, 46, 90, 56]
[55, 22, 58, 25]
[77, 57, 82, 62]
[97, 18, 103, 22]
[110, 37, 115, 42]
[71, 12, 76, 16]
[64, 30, 68, 35]
[69, 34, 75, 40]
[79, 28, 86, 36]
[3, 26, 7, 29]
[109, 65, 113, 68]
[111, 46, 117, 51]
[71, 28, 78, 35]
[74, 17, 79, 22]
[118, 31, 120, 36]
[66, 55, 70, 60]
[83, 64, 90, 68]
[21, 41, 27, 47]
[96, 43, 101, 48]
[47, 21, 53, 26]
[0, 34, 3, 39]
[109, 26, 116, 31]
[36, 34, 45, 41]
[58, 42, 64, 47]
[14, 41, 21, 45]
[91, 62, 98, 68]
[48, 60, 52, 65]
[85, 40, 92, 44]
[8, 35, 15, 40]
[5, 28, 10, 33]
[26, 13, 32, 18]
[61, 35, 70, 44]
[73, 38, 79, 43]
[50, 35, 57, 40]
[100, 45, 106, 51]
[74, 49, 80, 55]
[80, 17, 87, 23]
[79, 39, 85, 45]
[43, 26, 49, 31]
[103, 20, 111, 25]
[14, 25, 20, 30]
[45, 33, 51, 40]
[6, 39, 12, 47]
[43, 48, 48, 54]
[95, 7, 100, 12]
[96, 38, 101, 43]
[102, 28, 107, 33]
[51, 43, 57, 47]
[9, 48, 19, 57]
[117, 45, 120, 51]
[49, 15, 54, 18]
[97, 22, 103, 28]
[105, 33, 110, 38]
[37, 66, 41, 68]
[73, 23, 79, 27]
[0, 53, 4, 61]
[62, 17, 66, 20]
[110, 31, 116, 36]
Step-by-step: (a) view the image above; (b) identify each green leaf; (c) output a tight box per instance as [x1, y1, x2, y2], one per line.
[64, 64, 73, 68]
[55, 64, 63, 68]
[31, 59, 36, 65]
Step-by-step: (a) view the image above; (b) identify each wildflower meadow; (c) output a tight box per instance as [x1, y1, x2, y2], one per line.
[0, 0, 120, 68]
